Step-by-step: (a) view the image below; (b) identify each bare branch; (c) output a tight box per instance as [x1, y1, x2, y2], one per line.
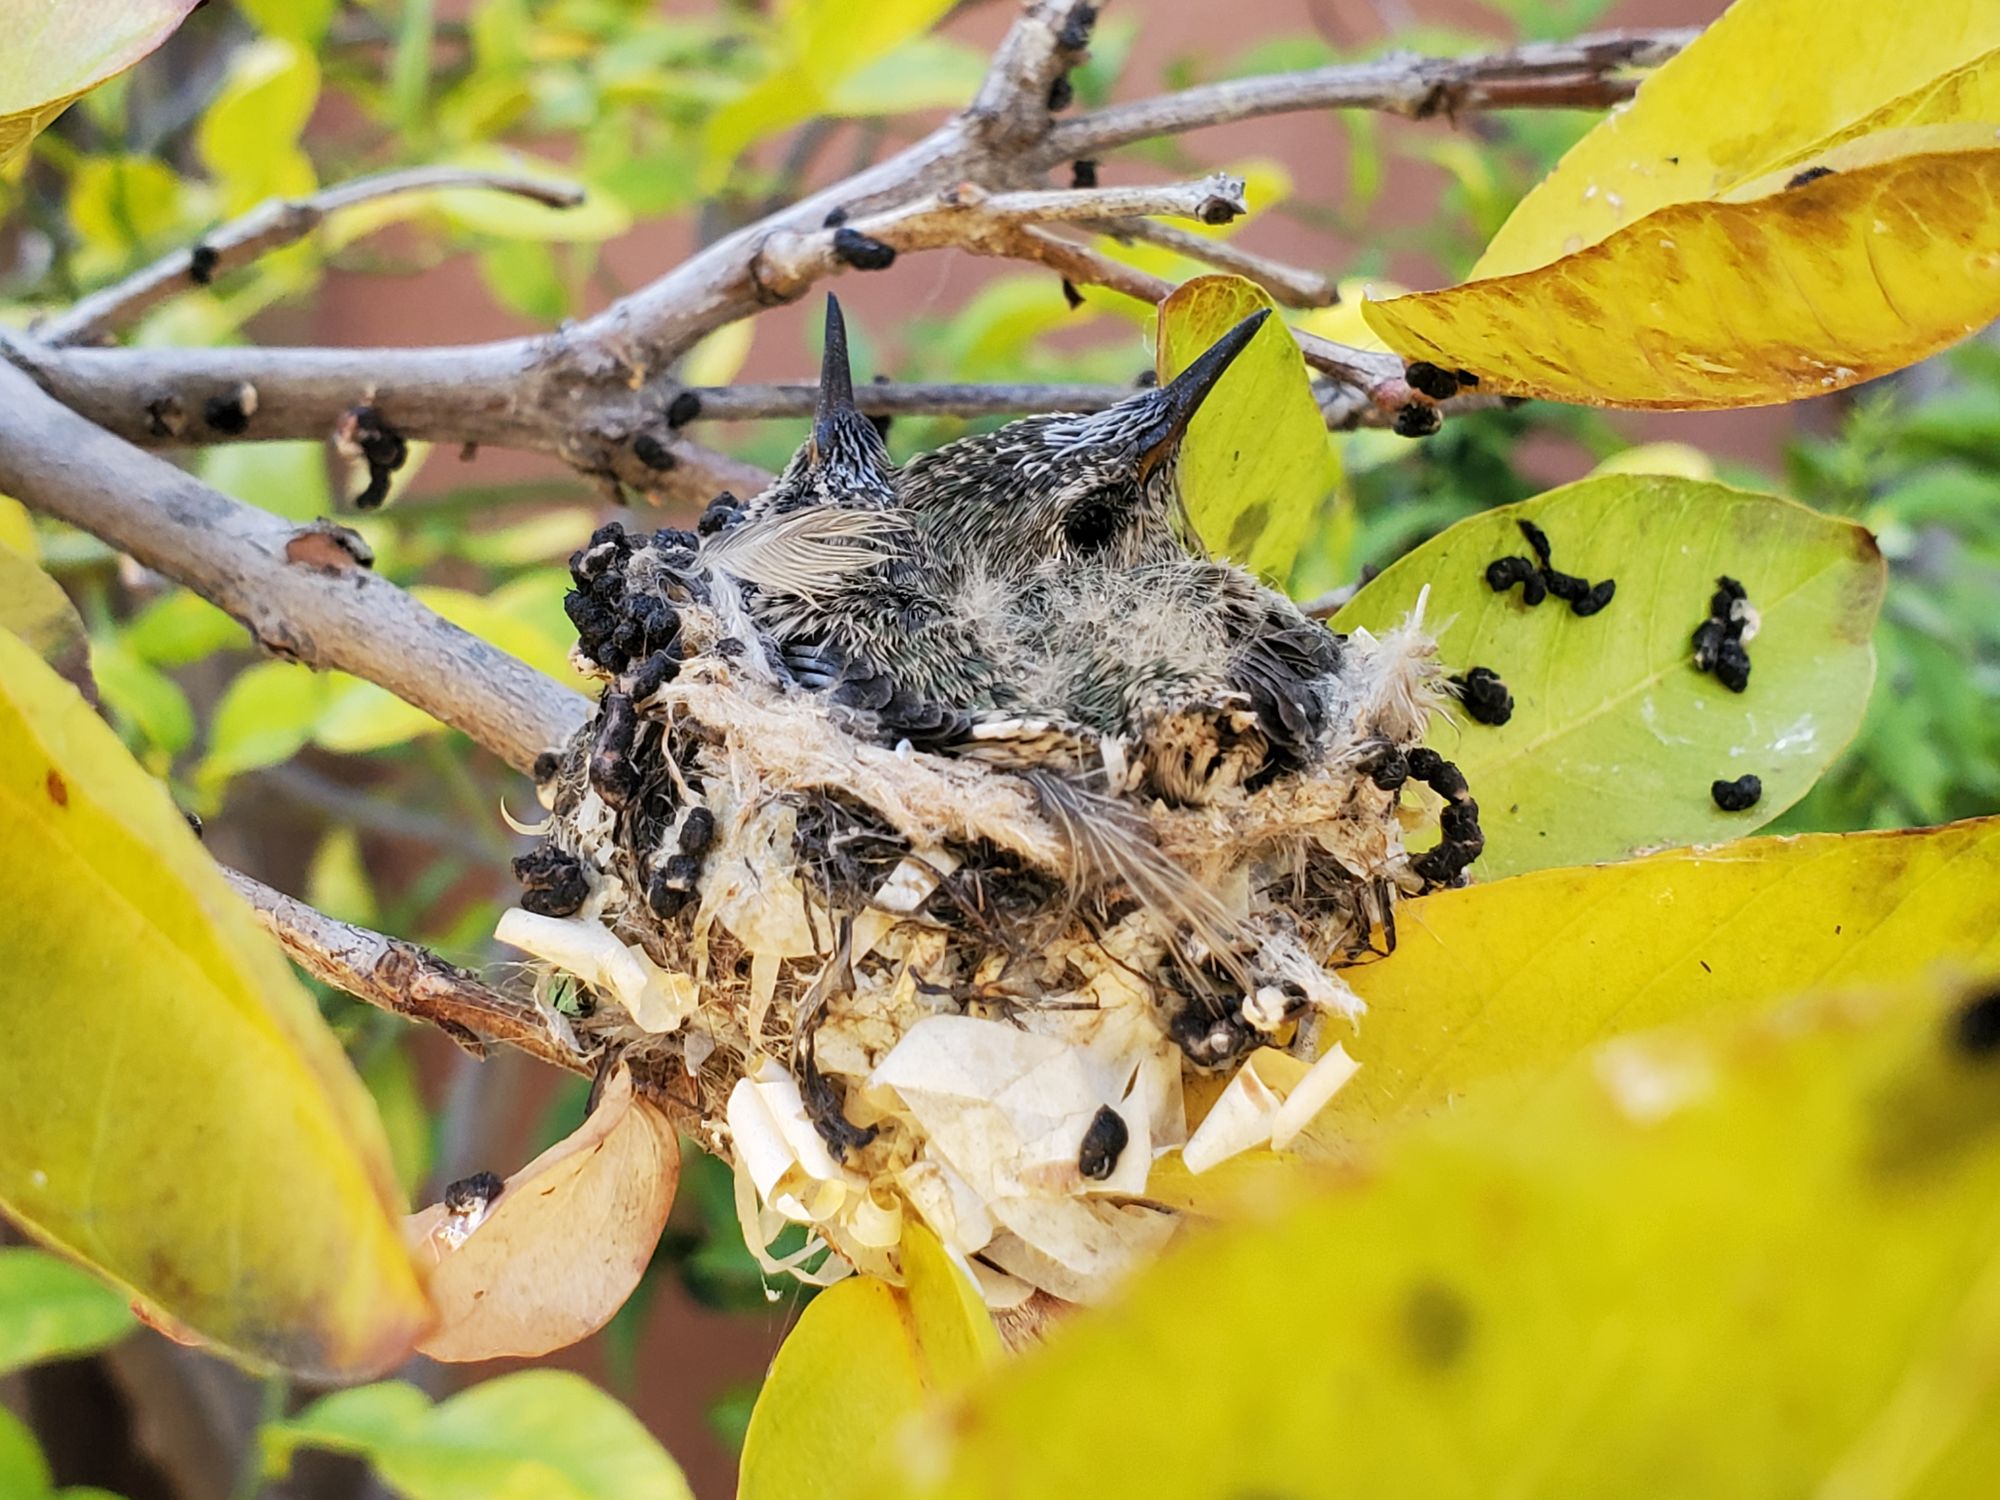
[0, 356, 589, 771]
[965, 0, 1096, 153]
[692, 380, 1131, 421]
[1092, 217, 1339, 307]
[1038, 28, 1699, 160]
[749, 175, 1246, 301]
[224, 867, 705, 1127]
[38, 167, 587, 348]
[0, 336, 771, 504]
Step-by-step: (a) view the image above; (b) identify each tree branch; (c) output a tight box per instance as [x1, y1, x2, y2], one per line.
[1091, 216, 1340, 307]
[1037, 28, 1699, 159]
[223, 868, 705, 1128]
[0, 356, 589, 771]
[36, 167, 587, 348]
[691, 380, 1131, 421]
[7, 24, 1695, 495]
[748, 174, 1247, 301]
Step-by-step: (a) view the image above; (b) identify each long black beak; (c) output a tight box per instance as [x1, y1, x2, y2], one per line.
[1135, 308, 1272, 477]
[812, 294, 856, 460]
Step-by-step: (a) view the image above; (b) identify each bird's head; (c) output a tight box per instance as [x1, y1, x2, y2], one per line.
[902, 309, 1269, 572]
[760, 295, 896, 512]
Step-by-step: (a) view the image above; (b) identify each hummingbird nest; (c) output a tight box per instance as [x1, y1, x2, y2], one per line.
[496, 306, 1478, 1309]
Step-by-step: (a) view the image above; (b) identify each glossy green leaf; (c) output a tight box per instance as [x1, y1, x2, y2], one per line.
[1334, 817, 2000, 1149]
[884, 976, 2000, 1499]
[0, 1, 198, 169]
[741, 1224, 999, 1500]
[1334, 475, 1885, 876]
[264, 1372, 693, 1500]
[90, 640, 195, 763]
[0, 631, 431, 1377]
[0, 1247, 137, 1375]
[1156, 275, 1340, 580]
[0, 546, 92, 701]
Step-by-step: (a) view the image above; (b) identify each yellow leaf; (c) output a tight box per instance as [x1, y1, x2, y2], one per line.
[1332, 817, 2000, 1151]
[1156, 275, 1340, 580]
[882, 975, 2000, 1498]
[681, 319, 756, 388]
[0, 631, 430, 1377]
[0, 1, 198, 170]
[1588, 441, 1715, 481]
[1363, 148, 2000, 409]
[0, 494, 34, 558]
[740, 1222, 998, 1500]
[408, 1064, 679, 1363]
[1334, 476, 1884, 877]
[0, 546, 92, 702]
[194, 38, 321, 211]
[699, 0, 957, 189]
[1474, 0, 2000, 279]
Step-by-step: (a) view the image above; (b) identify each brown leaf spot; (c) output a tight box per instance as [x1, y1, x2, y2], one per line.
[1401, 1277, 1473, 1369]
[45, 769, 68, 807]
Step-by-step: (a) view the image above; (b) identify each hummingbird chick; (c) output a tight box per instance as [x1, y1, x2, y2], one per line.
[979, 557, 1342, 804]
[898, 308, 1271, 578]
[718, 296, 1015, 738]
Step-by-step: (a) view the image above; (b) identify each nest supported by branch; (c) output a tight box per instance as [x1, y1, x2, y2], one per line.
[500, 521, 1462, 1308]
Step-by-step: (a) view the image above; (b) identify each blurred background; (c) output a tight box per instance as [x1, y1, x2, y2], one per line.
[3, 0, 1996, 1494]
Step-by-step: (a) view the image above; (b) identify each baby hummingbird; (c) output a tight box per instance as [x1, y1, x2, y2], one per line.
[898, 308, 1271, 577]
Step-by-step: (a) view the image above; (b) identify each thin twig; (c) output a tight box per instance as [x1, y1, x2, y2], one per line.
[1092, 216, 1340, 307]
[1037, 28, 1699, 160]
[691, 380, 1132, 421]
[749, 174, 1247, 301]
[0, 356, 589, 771]
[223, 868, 704, 1128]
[39, 167, 587, 348]
[224, 868, 557, 1066]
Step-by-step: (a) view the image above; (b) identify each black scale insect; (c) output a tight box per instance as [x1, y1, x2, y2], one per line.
[1691, 574, 1753, 693]
[1485, 518, 1615, 617]
[1449, 666, 1512, 726]
[337, 404, 410, 509]
[1077, 1104, 1129, 1181]
[513, 846, 590, 917]
[1405, 747, 1484, 888]
[442, 1171, 503, 1216]
[1711, 773, 1762, 812]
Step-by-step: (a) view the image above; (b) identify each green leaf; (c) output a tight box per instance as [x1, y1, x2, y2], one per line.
[478, 240, 569, 322]
[122, 591, 248, 668]
[881, 975, 2000, 1498]
[0, 1, 199, 169]
[1334, 475, 1885, 876]
[90, 640, 194, 765]
[66, 156, 187, 259]
[265, 1372, 694, 1500]
[699, 0, 957, 189]
[741, 1224, 999, 1500]
[1155, 275, 1340, 580]
[0, 1408, 51, 1500]
[0, 545, 93, 702]
[196, 661, 327, 793]
[826, 36, 987, 115]
[197, 443, 332, 524]
[237, 0, 338, 47]
[1336, 817, 2000, 1151]
[0, 1247, 137, 1375]
[194, 37, 320, 209]
[0, 631, 430, 1378]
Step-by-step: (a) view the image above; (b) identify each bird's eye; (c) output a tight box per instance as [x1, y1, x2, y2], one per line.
[1064, 500, 1119, 553]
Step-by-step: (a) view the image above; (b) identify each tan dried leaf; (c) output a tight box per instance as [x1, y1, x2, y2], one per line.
[406, 1064, 680, 1362]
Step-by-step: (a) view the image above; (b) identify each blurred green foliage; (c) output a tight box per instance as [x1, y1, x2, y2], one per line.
[2, 1, 1994, 1481]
